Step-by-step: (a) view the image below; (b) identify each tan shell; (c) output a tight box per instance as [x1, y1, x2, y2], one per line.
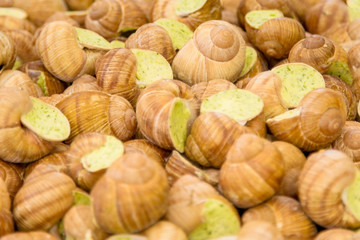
[245, 17, 305, 59]
[0, 160, 23, 199]
[272, 141, 306, 197]
[0, 16, 36, 33]
[166, 150, 219, 186]
[95, 48, 140, 105]
[185, 112, 255, 168]
[142, 220, 187, 240]
[314, 229, 360, 240]
[242, 196, 317, 240]
[151, 0, 221, 31]
[0, 231, 60, 240]
[124, 139, 169, 166]
[136, 79, 197, 151]
[0, 0, 14, 7]
[0, 32, 16, 74]
[324, 75, 357, 120]
[3, 30, 38, 63]
[65, 132, 117, 191]
[348, 43, 360, 100]
[172, 20, 246, 85]
[287, 0, 321, 21]
[24, 152, 68, 179]
[65, 0, 94, 10]
[322, 19, 360, 45]
[0, 88, 54, 163]
[13, 165, 76, 231]
[63, 205, 109, 240]
[221, 0, 241, 25]
[0, 177, 14, 237]
[191, 79, 237, 102]
[132, 0, 154, 20]
[91, 152, 169, 234]
[220, 134, 284, 208]
[13, 0, 68, 26]
[266, 88, 347, 152]
[36, 21, 104, 82]
[45, 11, 80, 26]
[305, 0, 349, 34]
[63, 74, 100, 95]
[85, 0, 147, 39]
[39, 93, 66, 106]
[237, 221, 283, 240]
[125, 23, 176, 63]
[298, 150, 360, 228]
[0, 70, 44, 97]
[56, 90, 137, 143]
[165, 175, 239, 234]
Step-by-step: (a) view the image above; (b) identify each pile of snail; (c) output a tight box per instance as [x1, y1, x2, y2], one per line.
[1, 0, 360, 239]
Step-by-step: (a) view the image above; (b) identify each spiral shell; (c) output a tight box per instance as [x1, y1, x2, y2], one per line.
[0, 70, 44, 97]
[242, 196, 317, 240]
[85, 0, 147, 39]
[91, 152, 169, 234]
[237, 221, 284, 240]
[323, 19, 360, 45]
[56, 91, 137, 143]
[0, 160, 23, 199]
[191, 79, 237, 102]
[0, 231, 60, 240]
[63, 74, 100, 95]
[36, 21, 104, 82]
[143, 221, 187, 240]
[314, 229, 360, 240]
[219, 134, 284, 208]
[0, 32, 16, 74]
[266, 88, 347, 152]
[348, 43, 360, 100]
[95, 48, 140, 105]
[24, 152, 68, 179]
[3, 30, 38, 63]
[0, 177, 14, 237]
[172, 20, 246, 85]
[65, 0, 93, 10]
[0, 16, 36, 33]
[13, 165, 76, 231]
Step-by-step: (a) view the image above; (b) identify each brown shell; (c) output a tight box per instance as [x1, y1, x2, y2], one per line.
[56, 91, 137, 143]
[65, 0, 94, 10]
[0, 16, 36, 33]
[185, 112, 255, 168]
[245, 17, 305, 59]
[298, 150, 360, 228]
[0, 231, 60, 240]
[0, 0, 14, 7]
[3, 30, 38, 63]
[219, 134, 284, 208]
[314, 229, 360, 240]
[322, 19, 360, 45]
[0, 160, 23, 199]
[39, 93, 66, 106]
[132, 0, 154, 20]
[266, 88, 347, 152]
[191, 79, 237, 102]
[172, 20, 246, 85]
[45, 11, 80, 26]
[65, 132, 118, 191]
[13, 165, 76, 231]
[287, 0, 322, 21]
[165, 175, 239, 234]
[324, 75, 357, 120]
[36, 21, 104, 82]
[349, 43, 360, 100]
[150, 0, 222, 31]
[0, 70, 44, 97]
[0, 177, 14, 237]
[24, 152, 68, 179]
[245, 71, 287, 119]
[63, 74, 100, 95]
[166, 150, 219, 186]
[136, 79, 197, 151]
[0, 32, 16, 74]
[332, 121, 360, 168]
[85, 0, 147, 39]
[305, 0, 349, 34]
[143, 220, 187, 240]
[13, 0, 68, 26]
[0, 88, 54, 163]
[95, 48, 140, 105]
[242, 196, 317, 240]
[237, 221, 284, 240]
[124, 139, 169, 166]
[125, 23, 176, 63]
[91, 152, 169, 234]
[272, 141, 306, 197]
[63, 205, 109, 240]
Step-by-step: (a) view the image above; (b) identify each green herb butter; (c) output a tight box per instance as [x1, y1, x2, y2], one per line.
[245, 10, 284, 29]
[169, 99, 191, 153]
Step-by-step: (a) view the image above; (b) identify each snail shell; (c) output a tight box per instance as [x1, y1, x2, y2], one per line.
[237, 221, 284, 240]
[0, 32, 16, 74]
[314, 229, 360, 240]
[0, 177, 14, 237]
[0, 231, 60, 240]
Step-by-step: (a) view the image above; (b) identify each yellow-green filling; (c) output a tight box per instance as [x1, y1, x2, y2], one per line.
[343, 170, 360, 221]
[131, 49, 173, 88]
[36, 72, 48, 96]
[170, 99, 191, 153]
[81, 135, 124, 172]
[12, 58, 22, 70]
[348, 0, 360, 21]
[20, 97, 70, 141]
[155, 18, 193, 50]
[75, 27, 112, 50]
[175, 0, 207, 16]
[326, 61, 354, 86]
[271, 63, 325, 108]
[189, 199, 241, 240]
[269, 108, 300, 121]
[0, 8, 27, 19]
[73, 190, 91, 206]
[106, 235, 147, 240]
[245, 10, 284, 29]
[240, 47, 257, 77]
[110, 40, 125, 48]
[200, 89, 264, 123]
